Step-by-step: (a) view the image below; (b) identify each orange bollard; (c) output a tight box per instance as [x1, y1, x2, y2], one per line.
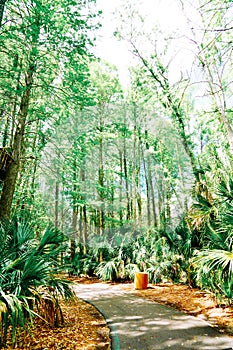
[134, 272, 148, 290]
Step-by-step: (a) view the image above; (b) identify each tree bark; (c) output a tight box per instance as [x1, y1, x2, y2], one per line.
[141, 145, 151, 226]
[0, 67, 34, 218]
[82, 205, 87, 254]
[70, 207, 78, 272]
[148, 158, 157, 227]
[123, 141, 130, 220]
[119, 149, 123, 225]
[136, 126, 142, 227]
[98, 117, 104, 236]
[0, 13, 39, 218]
[55, 180, 59, 228]
[80, 167, 87, 254]
[0, 0, 7, 27]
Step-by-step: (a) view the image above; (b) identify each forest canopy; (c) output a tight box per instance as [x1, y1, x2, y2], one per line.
[0, 2, 233, 339]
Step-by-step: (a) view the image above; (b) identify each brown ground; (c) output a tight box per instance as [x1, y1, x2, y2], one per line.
[126, 282, 233, 337]
[4, 278, 111, 350]
[4, 277, 233, 349]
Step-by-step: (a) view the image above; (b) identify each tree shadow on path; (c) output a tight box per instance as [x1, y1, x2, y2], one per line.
[74, 283, 233, 350]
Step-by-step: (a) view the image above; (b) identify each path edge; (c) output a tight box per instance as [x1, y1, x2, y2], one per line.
[79, 298, 120, 350]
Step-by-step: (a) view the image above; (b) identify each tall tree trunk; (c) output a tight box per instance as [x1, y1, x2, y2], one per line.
[2, 114, 9, 147]
[119, 149, 123, 225]
[82, 205, 87, 254]
[55, 180, 59, 228]
[10, 56, 22, 149]
[148, 159, 157, 227]
[70, 154, 78, 264]
[176, 142, 188, 211]
[29, 118, 40, 200]
[132, 124, 137, 228]
[70, 207, 78, 273]
[157, 176, 162, 229]
[0, 68, 34, 218]
[141, 145, 151, 226]
[166, 190, 172, 226]
[80, 167, 87, 254]
[98, 118, 104, 236]
[0, 15, 39, 218]
[123, 138, 130, 220]
[0, 109, 4, 147]
[0, 0, 7, 27]
[136, 126, 142, 227]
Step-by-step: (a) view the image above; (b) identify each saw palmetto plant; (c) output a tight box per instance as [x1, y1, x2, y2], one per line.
[0, 217, 73, 347]
[190, 162, 233, 303]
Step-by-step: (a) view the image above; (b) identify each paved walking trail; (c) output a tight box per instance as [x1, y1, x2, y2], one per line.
[74, 282, 233, 350]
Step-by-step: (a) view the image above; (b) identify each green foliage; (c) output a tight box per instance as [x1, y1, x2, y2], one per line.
[0, 217, 73, 347]
[0, 0, 101, 219]
[2, 0, 233, 317]
[69, 227, 188, 285]
[194, 249, 233, 304]
[188, 159, 233, 303]
[95, 259, 122, 281]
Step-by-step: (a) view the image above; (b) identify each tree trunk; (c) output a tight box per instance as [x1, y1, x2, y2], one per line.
[80, 167, 87, 254]
[119, 149, 123, 225]
[0, 0, 6, 27]
[98, 122, 104, 236]
[144, 130, 157, 227]
[0, 14, 39, 218]
[55, 180, 59, 228]
[29, 118, 40, 200]
[141, 146, 151, 226]
[0, 160, 19, 218]
[10, 56, 22, 149]
[2, 113, 10, 147]
[70, 207, 78, 273]
[166, 190, 172, 226]
[123, 140, 130, 220]
[0, 67, 34, 218]
[148, 158, 157, 227]
[133, 125, 137, 227]
[137, 127, 142, 227]
[176, 142, 188, 211]
[82, 205, 87, 254]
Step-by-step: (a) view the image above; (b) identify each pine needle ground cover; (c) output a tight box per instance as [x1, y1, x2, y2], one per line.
[3, 296, 111, 350]
[2, 277, 233, 349]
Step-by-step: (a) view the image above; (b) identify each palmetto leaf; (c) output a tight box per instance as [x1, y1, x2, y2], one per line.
[195, 249, 233, 273]
[48, 278, 74, 300]
[0, 218, 73, 346]
[189, 194, 217, 230]
[194, 249, 233, 302]
[21, 256, 51, 287]
[95, 259, 120, 281]
[204, 224, 229, 250]
[0, 288, 25, 344]
[37, 225, 65, 253]
[217, 176, 233, 203]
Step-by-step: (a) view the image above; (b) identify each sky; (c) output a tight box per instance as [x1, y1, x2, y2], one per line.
[94, 0, 132, 86]
[94, 0, 194, 87]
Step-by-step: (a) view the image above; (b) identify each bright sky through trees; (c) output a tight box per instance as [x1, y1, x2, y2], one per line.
[95, 0, 195, 87]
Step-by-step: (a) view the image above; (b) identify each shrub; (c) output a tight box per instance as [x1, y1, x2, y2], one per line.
[0, 217, 73, 347]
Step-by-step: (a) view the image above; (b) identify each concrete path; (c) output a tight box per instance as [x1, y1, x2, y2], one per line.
[73, 283, 233, 350]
